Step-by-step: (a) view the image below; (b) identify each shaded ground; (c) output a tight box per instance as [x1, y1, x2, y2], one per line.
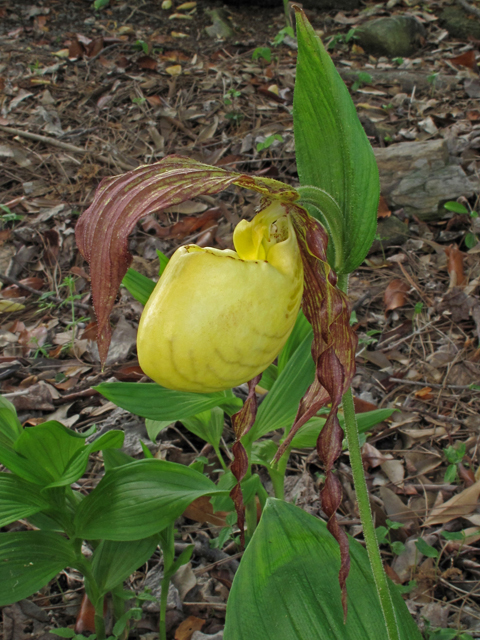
[1, 0, 480, 638]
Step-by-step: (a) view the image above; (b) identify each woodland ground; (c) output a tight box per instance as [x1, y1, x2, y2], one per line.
[1, 0, 480, 638]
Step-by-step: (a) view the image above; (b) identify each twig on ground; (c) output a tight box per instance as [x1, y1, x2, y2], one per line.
[0, 125, 137, 172]
[389, 377, 478, 391]
[456, 0, 480, 20]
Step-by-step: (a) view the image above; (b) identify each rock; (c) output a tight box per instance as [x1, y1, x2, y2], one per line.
[356, 16, 425, 57]
[374, 140, 480, 220]
[440, 6, 480, 40]
[205, 9, 235, 40]
[370, 215, 409, 253]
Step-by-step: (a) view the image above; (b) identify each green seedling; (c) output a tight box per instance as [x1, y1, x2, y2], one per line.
[252, 47, 272, 63]
[273, 26, 295, 46]
[60, 276, 90, 352]
[376, 518, 406, 556]
[257, 134, 284, 152]
[443, 442, 467, 484]
[352, 71, 372, 92]
[327, 28, 357, 51]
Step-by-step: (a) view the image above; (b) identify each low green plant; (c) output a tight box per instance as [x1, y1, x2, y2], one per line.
[352, 71, 372, 92]
[376, 518, 406, 556]
[256, 134, 284, 152]
[327, 28, 357, 51]
[0, 204, 23, 227]
[443, 442, 467, 484]
[59, 276, 90, 352]
[423, 619, 473, 640]
[252, 47, 272, 63]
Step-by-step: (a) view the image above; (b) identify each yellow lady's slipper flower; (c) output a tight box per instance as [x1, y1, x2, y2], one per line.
[137, 202, 303, 393]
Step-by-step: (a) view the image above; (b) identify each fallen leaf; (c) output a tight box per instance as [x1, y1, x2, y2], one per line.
[424, 480, 480, 526]
[384, 279, 410, 315]
[445, 244, 465, 288]
[137, 56, 157, 70]
[450, 50, 478, 72]
[377, 195, 391, 218]
[177, 1, 197, 9]
[174, 616, 205, 640]
[183, 495, 228, 527]
[414, 387, 434, 400]
[0, 300, 25, 313]
[166, 64, 182, 76]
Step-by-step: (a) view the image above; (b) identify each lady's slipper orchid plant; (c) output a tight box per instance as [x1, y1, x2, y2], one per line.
[76, 155, 357, 607]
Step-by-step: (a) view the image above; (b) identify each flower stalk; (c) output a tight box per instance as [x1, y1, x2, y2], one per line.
[338, 274, 400, 640]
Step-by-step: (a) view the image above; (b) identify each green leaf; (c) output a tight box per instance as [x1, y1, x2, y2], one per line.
[245, 333, 314, 445]
[465, 232, 478, 249]
[444, 201, 469, 215]
[95, 383, 242, 422]
[45, 430, 125, 489]
[0, 473, 50, 527]
[375, 526, 388, 545]
[391, 541, 406, 555]
[156, 249, 169, 276]
[444, 464, 458, 484]
[277, 310, 312, 373]
[181, 407, 224, 448]
[103, 448, 136, 470]
[145, 419, 172, 442]
[121, 268, 155, 305]
[0, 531, 76, 606]
[251, 440, 279, 469]
[0, 395, 22, 448]
[441, 530, 464, 541]
[415, 538, 438, 558]
[258, 364, 278, 392]
[92, 536, 159, 595]
[13, 422, 87, 485]
[49, 629, 77, 638]
[293, 9, 380, 274]
[385, 519, 403, 530]
[224, 499, 422, 640]
[74, 459, 226, 540]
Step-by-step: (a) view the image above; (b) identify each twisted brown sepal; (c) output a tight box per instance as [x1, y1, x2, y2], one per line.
[274, 206, 357, 618]
[229, 375, 261, 547]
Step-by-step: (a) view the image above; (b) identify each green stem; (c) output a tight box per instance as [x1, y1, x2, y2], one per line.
[213, 444, 228, 472]
[159, 573, 169, 640]
[94, 605, 106, 640]
[158, 524, 175, 640]
[269, 468, 285, 500]
[338, 273, 400, 640]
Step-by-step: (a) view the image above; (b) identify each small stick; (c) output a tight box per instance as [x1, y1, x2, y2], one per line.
[389, 377, 478, 392]
[456, 0, 480, 20]
[0, 125, 137, 172]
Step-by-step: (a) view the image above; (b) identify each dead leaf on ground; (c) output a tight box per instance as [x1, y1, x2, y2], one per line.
[445, 244, 466, 288]
[423, 480, 480, 526]
[414, 387, 434, 400]
[183, 495, 228, 527]
[174, 616, 205, 640]
[450, 50, 478, 72]
[377, 195, 391, 218]
[384, 279, 410, 315]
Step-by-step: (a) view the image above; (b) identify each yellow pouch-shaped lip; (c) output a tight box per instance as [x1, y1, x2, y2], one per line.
[137, 204, 303, 393]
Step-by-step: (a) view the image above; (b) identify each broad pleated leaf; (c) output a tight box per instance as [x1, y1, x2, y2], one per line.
[74, 459, 226, 540]
[293, 8, 379, 274]
[182, 407, 225, 448]
[244, 333, 314, 446]
[0, 395, 22, 448]
[95, 382, 242, 421]
[121, 268, 156, 305]
[224, 499, 422, 640]
[0, 531, 76, 606]
[92, 536, 159, 595]
[0, 473, 49, 527]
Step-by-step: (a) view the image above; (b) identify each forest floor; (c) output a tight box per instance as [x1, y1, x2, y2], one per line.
[1, 0, 480, 638]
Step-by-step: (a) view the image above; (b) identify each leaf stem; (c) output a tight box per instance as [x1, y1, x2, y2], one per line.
[338, 273, 400, 640]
